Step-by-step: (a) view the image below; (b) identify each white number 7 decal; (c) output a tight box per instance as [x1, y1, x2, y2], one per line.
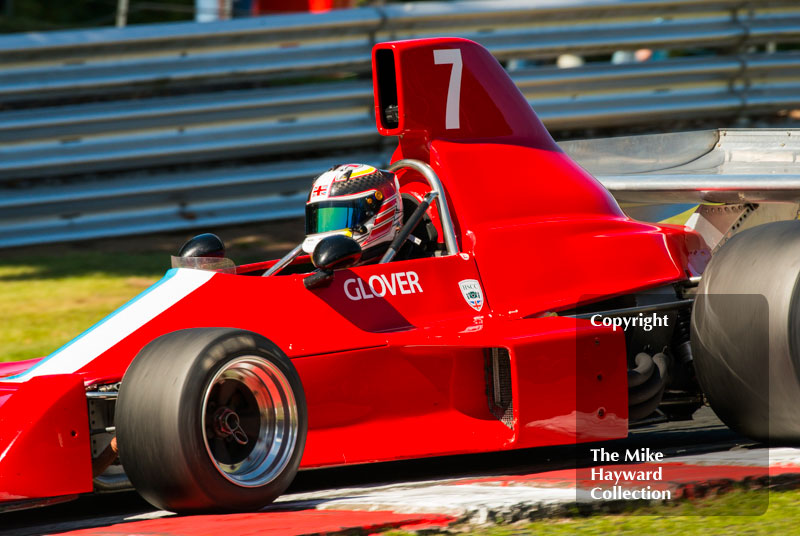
[433, 49, 462, 130]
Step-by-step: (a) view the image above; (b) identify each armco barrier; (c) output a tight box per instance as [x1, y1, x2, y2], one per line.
[1, 0, 799, 248]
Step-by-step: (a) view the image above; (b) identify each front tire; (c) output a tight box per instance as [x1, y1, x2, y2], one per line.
[116, 328, 307, 513]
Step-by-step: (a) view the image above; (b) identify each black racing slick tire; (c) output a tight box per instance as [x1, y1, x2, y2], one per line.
[116, 328, 307, 513]
[691, 221, 800, 443]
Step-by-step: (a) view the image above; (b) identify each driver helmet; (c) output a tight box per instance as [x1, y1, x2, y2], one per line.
[303, 164, 403, 261]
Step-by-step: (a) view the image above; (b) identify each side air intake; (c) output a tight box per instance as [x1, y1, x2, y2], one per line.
[485, 348, 513, 429]
[374, 49, 399, 130]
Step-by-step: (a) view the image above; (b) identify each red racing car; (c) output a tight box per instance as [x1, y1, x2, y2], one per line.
[2, 37, 798, 513]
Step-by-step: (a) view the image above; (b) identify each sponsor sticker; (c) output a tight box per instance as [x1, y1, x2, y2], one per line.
[458, 279, 484, 312]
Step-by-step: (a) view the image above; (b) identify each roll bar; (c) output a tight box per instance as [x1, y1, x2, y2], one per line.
[387, 159, 459, 256]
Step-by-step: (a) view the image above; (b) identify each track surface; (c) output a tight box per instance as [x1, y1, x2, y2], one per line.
[1, 407, 756, 536]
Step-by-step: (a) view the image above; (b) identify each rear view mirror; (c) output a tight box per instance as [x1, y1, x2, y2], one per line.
[178, 233, 225, 258]
[312, 235, 362, 271]
[304, 235, 362, 289]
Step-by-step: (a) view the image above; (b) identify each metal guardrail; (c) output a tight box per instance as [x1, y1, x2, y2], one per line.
[1, 0, 800, 248]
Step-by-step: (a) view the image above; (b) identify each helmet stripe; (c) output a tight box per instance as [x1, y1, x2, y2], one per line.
[371, 219, 394, 232]
[374, 212, 395, 225]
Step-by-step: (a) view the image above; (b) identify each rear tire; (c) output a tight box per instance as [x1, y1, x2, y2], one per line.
[116, 328, 307, 513]
[692, 220, 800, 442]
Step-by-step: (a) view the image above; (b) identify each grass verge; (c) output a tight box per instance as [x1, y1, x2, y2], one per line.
[381, 489, 800, 535]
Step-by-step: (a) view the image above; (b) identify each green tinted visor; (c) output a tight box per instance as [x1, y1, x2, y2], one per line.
[305, 198, 375, 235]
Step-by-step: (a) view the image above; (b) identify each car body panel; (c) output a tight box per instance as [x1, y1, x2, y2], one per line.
[297, 315, 627, 468]
[0, 358, 43, 379]
[0, 375, 92, 500]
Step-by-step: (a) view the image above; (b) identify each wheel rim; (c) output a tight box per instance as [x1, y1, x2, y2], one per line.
[201, 355, 298, 487]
